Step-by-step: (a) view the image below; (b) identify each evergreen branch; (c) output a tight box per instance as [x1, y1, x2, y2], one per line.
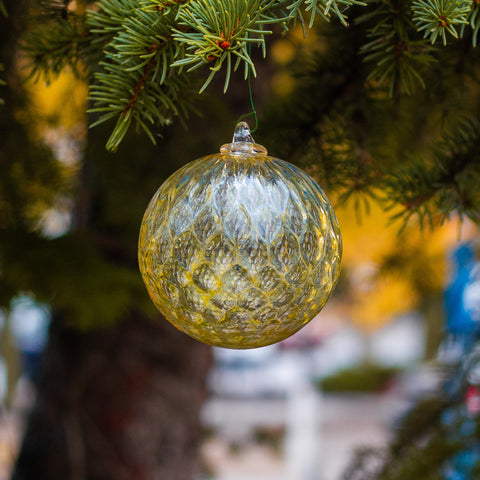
[342, 355, 479, 480]
[315, 115, 380, 221]
[358, 0, 436, 95]
[21, 0, 370, 149]
[87, 0, 138, 43]
[171, 0, 272, 92]
[412, 0, 471, 45]
[33, 0, 77, 22]
[305, 0, 367, 26]
[310, 115, 377, 192]
[470, 3, 480, 45]
[88, 5, 191, 150]
[461, 2, 480, 45]
[108, 9, 180, 81]
[158, 0, 192, 10]
[140, 0, 192, 15]
[0, 0, 6, 16]
[287, 0, 366, 26]
[87, 0, 309, 146]
[18, 0, 388, 151]
[22, 16, 94, 81]
[383, 119, 480, 228]
[89, 55, 193, 151]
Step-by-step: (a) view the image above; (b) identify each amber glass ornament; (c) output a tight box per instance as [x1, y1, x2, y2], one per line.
[138, 123, 342, 348]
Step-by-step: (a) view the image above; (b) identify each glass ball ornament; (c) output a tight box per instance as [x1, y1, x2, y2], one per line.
[138, 122, 342, 349]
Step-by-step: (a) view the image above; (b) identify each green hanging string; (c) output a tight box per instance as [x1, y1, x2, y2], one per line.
[236, 41, 258, 133]
[236, 71, 258, 132]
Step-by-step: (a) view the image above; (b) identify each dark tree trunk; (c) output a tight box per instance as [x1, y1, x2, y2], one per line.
[12, 314, 210, 480]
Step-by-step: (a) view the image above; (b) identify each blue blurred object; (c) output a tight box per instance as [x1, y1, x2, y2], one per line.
[441, 406, 462, 429]
[9, 296, 50, 380]
[441, 465, 468, 480]
[442, 446, 480, 480]
[459, 418, 477, 438]
[452, 447, 480, 478]
[444, 244, 479, 337]
[440, 244, 480, 480]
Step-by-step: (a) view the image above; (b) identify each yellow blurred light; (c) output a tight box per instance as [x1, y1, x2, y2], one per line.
[270, 40, 296, 65]
[334, 196, 461, 330]
[27, 69, 88, 131]
[271, 72, 295, 97]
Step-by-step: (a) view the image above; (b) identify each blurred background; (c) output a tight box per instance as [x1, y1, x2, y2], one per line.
[2, 202, 479, 480]
[2, 6, 480, 480]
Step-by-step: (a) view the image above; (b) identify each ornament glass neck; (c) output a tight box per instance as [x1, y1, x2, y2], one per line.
[220, 122, 268, 156]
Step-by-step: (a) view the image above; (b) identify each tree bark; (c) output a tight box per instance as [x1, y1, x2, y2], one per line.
[12, 314, 210, 480]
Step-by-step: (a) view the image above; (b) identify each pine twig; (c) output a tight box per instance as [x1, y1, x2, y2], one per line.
[412, 0, 471, 45]
[358, 0, 436, 96]
[22, 17, 93, 82]
[383, 118, 480, 228]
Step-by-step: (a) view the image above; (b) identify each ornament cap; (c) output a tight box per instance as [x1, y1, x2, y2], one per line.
[220, 122, 268, 156]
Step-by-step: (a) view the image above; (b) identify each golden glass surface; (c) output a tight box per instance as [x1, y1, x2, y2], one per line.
[138, 123, 342, 348]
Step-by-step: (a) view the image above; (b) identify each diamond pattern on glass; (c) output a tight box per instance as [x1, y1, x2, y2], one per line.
[139, 127, 342, 348]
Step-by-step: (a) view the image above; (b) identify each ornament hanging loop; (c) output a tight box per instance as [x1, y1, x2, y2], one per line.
[220, 121, 267, 155]
[236, 39, 258, 133]
[233, 121, 254, 143]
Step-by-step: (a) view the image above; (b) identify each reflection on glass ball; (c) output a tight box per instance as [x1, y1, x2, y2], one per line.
[138, 123, 342, 349]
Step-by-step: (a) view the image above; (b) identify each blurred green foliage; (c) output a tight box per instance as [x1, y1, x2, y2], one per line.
[319, 363, 400, 393]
